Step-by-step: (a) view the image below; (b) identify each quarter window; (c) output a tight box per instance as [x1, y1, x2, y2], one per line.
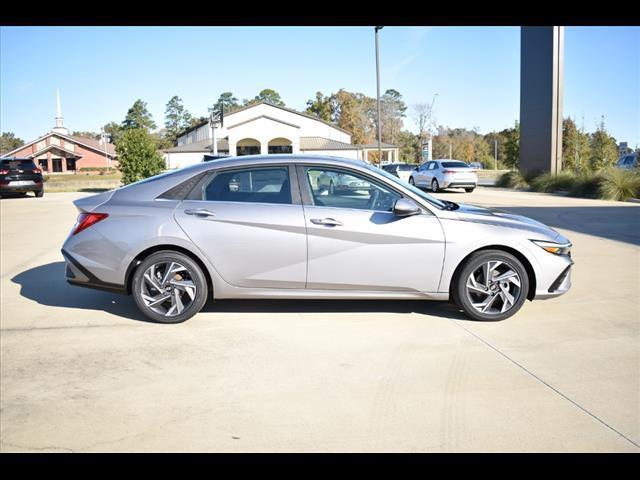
[305, 167, 401, 212]
[203, 167, 291, 204]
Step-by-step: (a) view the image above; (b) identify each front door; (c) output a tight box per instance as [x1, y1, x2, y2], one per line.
[299, 165, 445, 292]
[174, 165, 307, 289]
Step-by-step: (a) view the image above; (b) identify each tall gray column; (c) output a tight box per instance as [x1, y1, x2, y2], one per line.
[519, 26, 564, 175]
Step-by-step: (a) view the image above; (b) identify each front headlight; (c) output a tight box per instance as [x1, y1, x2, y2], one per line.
[530, 239, 572, 256]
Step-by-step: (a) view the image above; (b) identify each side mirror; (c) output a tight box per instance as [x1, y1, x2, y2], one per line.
[393, 198, 421, 217]
[414, 167, 419, 171]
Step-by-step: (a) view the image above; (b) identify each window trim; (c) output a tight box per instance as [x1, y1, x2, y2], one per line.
[190, 164, 301, 206]
[296, 164, 412, 214]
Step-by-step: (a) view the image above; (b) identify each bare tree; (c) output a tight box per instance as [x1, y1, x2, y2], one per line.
[412, 102, 435, 143]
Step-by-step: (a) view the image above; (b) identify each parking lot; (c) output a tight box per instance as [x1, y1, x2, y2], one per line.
[1, 187, 638, 452]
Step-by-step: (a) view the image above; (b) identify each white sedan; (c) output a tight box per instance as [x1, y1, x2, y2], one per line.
[409, 160, 478, 193]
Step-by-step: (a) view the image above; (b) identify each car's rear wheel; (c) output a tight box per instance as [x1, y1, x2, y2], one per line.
[453, 250, 529, 321]
[34, 190, 44, 197]
[409, 177, 415, 186]
[132, 250, 208, 324]
[431, 179, 439, 192]
[465, 187, 474, 193]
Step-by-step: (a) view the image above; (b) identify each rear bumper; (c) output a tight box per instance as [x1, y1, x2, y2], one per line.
[1, 181, 43, 193]
[62, 248, 126, 294]
[441, 181, 477, 188]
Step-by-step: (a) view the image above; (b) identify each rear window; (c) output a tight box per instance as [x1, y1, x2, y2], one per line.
[1, 159, 37, 171]
[441, 161, 470, 168]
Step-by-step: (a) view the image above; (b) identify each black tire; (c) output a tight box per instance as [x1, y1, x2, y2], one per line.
[132, 250, 208, 324]
[409, 177, 415, 186]
[453, 249, 529, 321]
[431, 179, 439, 193]
[464, 188, 475, 193]
[35, 190, 44, 197]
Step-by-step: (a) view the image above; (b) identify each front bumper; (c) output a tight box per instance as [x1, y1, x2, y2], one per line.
[534, 261, 573, 300]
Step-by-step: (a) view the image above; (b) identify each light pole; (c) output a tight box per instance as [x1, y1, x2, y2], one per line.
[209, 111, 218, 157]
[100, 130, 111, 171]
[375, 26, 383, 165]
[426, 93, 438, 161]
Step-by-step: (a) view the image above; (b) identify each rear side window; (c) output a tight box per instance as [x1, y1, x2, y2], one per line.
[203, 167, 291, 204]
[1, 159, 36, 170]
[441, 161, 470, 168]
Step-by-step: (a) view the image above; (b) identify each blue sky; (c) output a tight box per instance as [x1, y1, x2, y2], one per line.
[1, 26, 638, 146]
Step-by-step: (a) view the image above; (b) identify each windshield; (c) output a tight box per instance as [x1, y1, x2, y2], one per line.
[398, 164, 415, 171]
[361, 162, 447, 209]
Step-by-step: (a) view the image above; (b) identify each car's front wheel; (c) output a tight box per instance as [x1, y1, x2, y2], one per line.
[409, 177, 415, 186]
[132, 250, 208, 323]
[453, 250, 529, 321]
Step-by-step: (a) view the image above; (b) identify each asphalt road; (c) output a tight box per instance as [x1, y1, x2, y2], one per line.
[1, 188, 638, 452]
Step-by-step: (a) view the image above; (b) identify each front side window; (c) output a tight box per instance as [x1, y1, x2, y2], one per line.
[428, 162, 436, 170]
[305, 167, 401, 212]
[203, 167, 291, 204]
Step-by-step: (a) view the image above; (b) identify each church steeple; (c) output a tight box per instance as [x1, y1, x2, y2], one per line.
[52, 89, 68, 135]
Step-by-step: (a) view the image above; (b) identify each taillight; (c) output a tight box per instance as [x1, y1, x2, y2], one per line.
[0, 169, 9, 175]
[72, 212, 109, 235]
[442, 170, 456, 174]
[32, 168, 42, 174]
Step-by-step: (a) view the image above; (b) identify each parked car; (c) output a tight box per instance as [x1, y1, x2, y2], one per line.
[0, 158, 44, 198]
[615, 152, 638, 170]
[469, 162, 484, 170]
[381, 163, 415, 183]
[62, 155, 572, 324]
[409, 159, 478, 192]
[315, 170, 370, 194]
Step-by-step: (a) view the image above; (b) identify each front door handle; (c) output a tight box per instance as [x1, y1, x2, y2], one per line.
[310, 217, 343, 227]
[184, 209, 217, 218]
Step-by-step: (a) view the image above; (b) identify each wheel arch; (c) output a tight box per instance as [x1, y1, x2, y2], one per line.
[125, 244, 214, 298]
[449, 244, 537, 301]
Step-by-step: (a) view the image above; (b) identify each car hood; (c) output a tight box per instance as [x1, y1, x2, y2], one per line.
[453, 203, 567, 243]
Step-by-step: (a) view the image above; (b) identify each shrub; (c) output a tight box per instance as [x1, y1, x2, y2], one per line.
[496, 170, 530, 189]
[529, 172, 575, 193]
[568, 172, 605, 198]
[598, 168, 640, 201]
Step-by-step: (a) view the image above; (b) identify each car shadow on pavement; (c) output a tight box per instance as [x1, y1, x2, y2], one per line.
[12, 262, 469, 322]
[11, 262, 151, 323]
[495, 206, 640, 246]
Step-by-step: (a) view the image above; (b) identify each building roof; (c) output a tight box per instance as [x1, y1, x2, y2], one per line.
[1, 131, 116, 158]
[164, 138, 229, 153]
[357, 141, 398, 148]
[299, 137, 360, 151]
[175, 101, 352, 139]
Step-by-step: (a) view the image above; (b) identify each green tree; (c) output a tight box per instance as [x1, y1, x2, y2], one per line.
[589, 117, 619, 170]
[380, 89, 407, 145]
[396, 130, 420, 163]
[211, 92, 240, 115]
[305, 91, 333, 122]
[0, 132, 25, 153]
[164, 96, 193, 145]
[250, 88, 285, 107]
[562, 117, 591, 173]
[71, 131, 101, 140]
[103, 122, 123, 145]
[502, 121, 520, 169]
[122, 99, 157, 132]
[115, 128, 165, 185]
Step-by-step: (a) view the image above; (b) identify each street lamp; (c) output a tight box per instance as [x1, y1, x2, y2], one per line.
[427, 93, 438, 161]
[375, 26, 383, 165]
[100, 130, 111, 171]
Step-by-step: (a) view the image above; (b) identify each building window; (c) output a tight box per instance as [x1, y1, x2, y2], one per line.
[268, 138, 292, 154]
[38, 159, 48, 171]
[52, 158, 63, 173]
[236, 138, 261, 156]
[66, 158, 76, 171]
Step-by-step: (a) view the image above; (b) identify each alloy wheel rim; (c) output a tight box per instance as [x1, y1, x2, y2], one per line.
[432, 180, 438, 191]
[140, 261, 197, 317]
[465, 260, 522, 315]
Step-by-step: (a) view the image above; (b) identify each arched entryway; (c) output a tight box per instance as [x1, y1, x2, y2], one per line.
[236, 138, 261, 156]
[268, 137, 293, 154]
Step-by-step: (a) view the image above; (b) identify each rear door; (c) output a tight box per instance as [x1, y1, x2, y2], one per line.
[298, 164, 445, 292]
[174, 164, 308, 289]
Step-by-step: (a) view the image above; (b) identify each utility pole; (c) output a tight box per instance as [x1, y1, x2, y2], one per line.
[494, 140, 498, 171]
[427, 93, 438, 161]
[100, 130, 111, 171]
[375, 26, 383, 165]
[209, 112, 218, 157]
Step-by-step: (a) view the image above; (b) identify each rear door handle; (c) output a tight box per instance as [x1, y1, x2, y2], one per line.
[184, 209, 217, 218]
[310, 217, 343, 227]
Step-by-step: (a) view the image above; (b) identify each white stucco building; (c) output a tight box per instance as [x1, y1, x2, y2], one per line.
[163, 102, 399, 169]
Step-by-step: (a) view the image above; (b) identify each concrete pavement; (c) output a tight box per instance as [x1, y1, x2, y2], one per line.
[1, 188, 638, 452]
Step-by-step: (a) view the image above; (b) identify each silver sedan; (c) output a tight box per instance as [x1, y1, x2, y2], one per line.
[62, 155, 573, 323]
[409, 159, 478, 192]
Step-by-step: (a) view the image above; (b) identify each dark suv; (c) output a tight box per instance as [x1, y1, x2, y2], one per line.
[0, 158, 44, 198]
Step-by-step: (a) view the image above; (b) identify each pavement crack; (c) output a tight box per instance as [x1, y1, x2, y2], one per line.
[450, 318, 640, 450]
